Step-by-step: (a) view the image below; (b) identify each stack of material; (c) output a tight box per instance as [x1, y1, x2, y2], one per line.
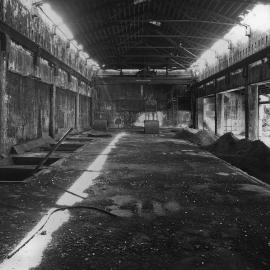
[206, 133, 270, 184]
[206, 132, 238, 154]
[175, 128, 217, 147]
[11, 134, 56, 154]
[86, 131, 112, 138]
[93, 120, 108, 131]
[144, 120, 159, 134]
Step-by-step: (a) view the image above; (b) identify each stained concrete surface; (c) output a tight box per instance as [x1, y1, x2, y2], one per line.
[0, 130, 270, 269]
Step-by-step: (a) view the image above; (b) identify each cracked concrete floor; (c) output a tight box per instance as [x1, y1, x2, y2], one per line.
[0, 130, 270, 270]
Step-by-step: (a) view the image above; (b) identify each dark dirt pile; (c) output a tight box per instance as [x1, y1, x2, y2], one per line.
[175, 128, 217, 147]
[205, 133, 270, 184]
[175, 129, 270, 184]
[206, 132, 239, 154]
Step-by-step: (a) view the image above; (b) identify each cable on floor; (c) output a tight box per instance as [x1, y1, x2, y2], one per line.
[7, 205, 118, 259]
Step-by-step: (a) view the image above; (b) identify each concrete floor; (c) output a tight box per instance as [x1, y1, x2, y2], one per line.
[0, 130, 270, 270]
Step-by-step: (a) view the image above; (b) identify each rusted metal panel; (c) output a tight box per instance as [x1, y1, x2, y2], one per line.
[6, 71, 50, 145]
[55, 87, 76, 132]
[79, 95, 91, 129]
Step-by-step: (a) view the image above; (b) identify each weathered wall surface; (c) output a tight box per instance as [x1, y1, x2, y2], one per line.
[3, 0, 95, 79]
[0, 32, 95, 154]
[55, 88, 76, 132]
[4, 69, 94, 152]
[6, 72, 50, 149]
[203, 96, 215, 133]
[79, 95, 92, 129]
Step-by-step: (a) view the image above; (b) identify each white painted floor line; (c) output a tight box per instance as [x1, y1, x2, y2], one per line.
[0, 132, 126, 270]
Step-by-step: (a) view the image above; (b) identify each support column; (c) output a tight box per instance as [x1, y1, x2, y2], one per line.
[214, 94, 217, 135]
[33, 50, 42, 137]
[0, 33, 10, 154]
[90, 96, 94, 127]
[49, 66, 57, 138]
[216, 94, 225, 136]
[243, 66, 250, 140]
[197, 97, 204, 130]
[33, 49, 40, 78]
[190, 87, 196, 129]
[247, 84, 259, 140]
[75, 87, 80, 131]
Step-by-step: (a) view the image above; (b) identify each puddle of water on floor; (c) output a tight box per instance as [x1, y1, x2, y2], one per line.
[111, 195, 136, 206]
[110, 196, 180, 218]
[192, 184, 210, 191]
[136, 201, 166, 217]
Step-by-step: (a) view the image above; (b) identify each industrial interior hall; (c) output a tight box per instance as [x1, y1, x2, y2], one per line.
[1, 0, 270, 269]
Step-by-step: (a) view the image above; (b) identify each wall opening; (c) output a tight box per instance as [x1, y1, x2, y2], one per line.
[223, 90, 245, 138]
[259, 84, 270, 146]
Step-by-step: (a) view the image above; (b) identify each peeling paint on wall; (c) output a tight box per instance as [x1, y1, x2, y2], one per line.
[6, 72, 50, 147]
